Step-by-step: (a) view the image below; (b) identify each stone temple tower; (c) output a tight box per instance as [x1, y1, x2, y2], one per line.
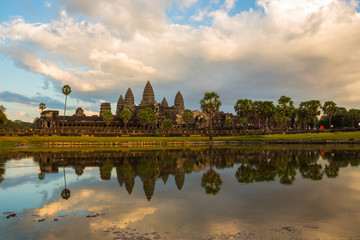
[116, 95, 125, 116]
[160, 97, 168, 108]
[124, 88, 135, 112]
[140, 81, 155, 107]
[174, 91, 185, 115]
[100, 103, 111, 116]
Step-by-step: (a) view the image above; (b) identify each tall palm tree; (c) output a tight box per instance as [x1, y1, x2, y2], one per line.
[62, 85, 72, 131]
[322, 101, 338, 129]
[200, 92, 221, 141]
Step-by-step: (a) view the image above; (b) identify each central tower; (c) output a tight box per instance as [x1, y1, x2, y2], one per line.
[140, 81, 155, 107]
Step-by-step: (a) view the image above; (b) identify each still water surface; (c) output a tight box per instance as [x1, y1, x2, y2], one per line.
[1, 146, 360, 239]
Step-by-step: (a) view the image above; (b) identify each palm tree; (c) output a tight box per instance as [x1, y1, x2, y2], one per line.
[62, 85, 72, 130]
[322, 101, 338, 129]
[61, 166, 71, 200]
[200, 92, 221, 141]
[277, 96, 295, 130]
[120, 109, 132, 129]
[102, 111, 114, 131]
[262, 101, 275, 130]
[39, 103, 46, 112]
[0, 105, 7, 128]
[234, 99, 253, 129]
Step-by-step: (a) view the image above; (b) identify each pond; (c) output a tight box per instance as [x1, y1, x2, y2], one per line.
[1, 145, 360, 239]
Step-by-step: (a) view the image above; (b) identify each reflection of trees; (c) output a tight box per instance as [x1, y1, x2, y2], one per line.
[201, 146, 222, 195]
[0, 167, 5, 184]
[324, 162, 339, 178]
[61, 167, 71, 200]
[100, 159, 113, 180]
[299, 152, 323, 181]
[201, 168, 222, 194]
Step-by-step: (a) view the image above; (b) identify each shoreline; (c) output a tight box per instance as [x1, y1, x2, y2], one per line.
[42, 138, 360, 148]
[1, 131, 360, 150]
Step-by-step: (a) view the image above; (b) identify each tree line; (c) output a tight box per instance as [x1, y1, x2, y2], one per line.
[233, 96, 360, 130]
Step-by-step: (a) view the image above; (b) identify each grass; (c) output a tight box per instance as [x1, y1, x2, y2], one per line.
[0, 132, 360, 150]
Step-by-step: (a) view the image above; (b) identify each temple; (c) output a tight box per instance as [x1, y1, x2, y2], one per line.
[38, 81, 190, 130]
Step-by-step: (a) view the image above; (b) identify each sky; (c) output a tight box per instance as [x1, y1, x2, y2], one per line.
[0, 0, 360, 122]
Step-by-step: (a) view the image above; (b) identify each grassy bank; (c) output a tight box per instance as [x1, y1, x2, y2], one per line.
[0, 132, 360, 150]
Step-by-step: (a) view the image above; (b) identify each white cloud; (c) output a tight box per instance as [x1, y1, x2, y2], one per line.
[1, 0, 360, 112]
[191, 9, 208, 21]
[224, 0, 236, 11]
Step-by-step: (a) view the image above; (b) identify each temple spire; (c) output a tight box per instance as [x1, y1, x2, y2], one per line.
[161, 97, 168, 108]
[174, 91, 185, 115]
[140, 81, 155, 107]
[116, 95, 125, 116]
[124, 88, 135, 112]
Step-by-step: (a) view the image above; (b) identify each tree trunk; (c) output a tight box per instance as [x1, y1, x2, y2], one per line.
[329, 116, 332, 129]
[62, 95, 67, 132]
[209, 118, 213, 141]
[314, 117, 316, 129]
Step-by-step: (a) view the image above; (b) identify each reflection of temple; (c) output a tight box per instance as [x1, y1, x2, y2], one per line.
[1, 148, 359, 200]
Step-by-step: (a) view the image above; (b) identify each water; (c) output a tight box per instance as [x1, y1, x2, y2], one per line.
[1, 146, 360, 239]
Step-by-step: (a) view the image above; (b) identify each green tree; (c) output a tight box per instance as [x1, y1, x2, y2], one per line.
[102, 111, 114, 128]
[39, 103, 46, 112]
[0, 105, 8, 128]
[142, 108, 157, 129]
[296, 107, 310, 129]
[321, 101, 338, 128]
[200, 92, 222, 141]
[252, 100, 263, 129]
[137, 109, 149, 129]
[147, 112, 157, 129]
[162, 119, 173, 132]
[120, 109, 132, 129]
[234, 99, 253, 128]
[277, 96, 295, 130]
[347, 109, 360, 128]
[182, 109, 194, 129]
[262, 101, 275, 130]
[62, 85, 72, 130]
[299, 100, 321, 128]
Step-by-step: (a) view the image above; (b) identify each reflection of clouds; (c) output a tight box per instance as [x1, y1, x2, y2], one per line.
[343, 172, 360, 195]
[36, 188, 157, 230]
[4, 158, 38, 179]
[89, 207, 157, 231]
[37, 189, 113, 216]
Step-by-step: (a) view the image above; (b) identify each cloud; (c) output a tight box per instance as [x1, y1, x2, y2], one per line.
[224, 0, 236, 11]
[1, 0, 360, 112]
[15, 111, 28, 117]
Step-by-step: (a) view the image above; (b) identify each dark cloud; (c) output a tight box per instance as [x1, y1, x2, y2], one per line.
[0, 91, 75, 110]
